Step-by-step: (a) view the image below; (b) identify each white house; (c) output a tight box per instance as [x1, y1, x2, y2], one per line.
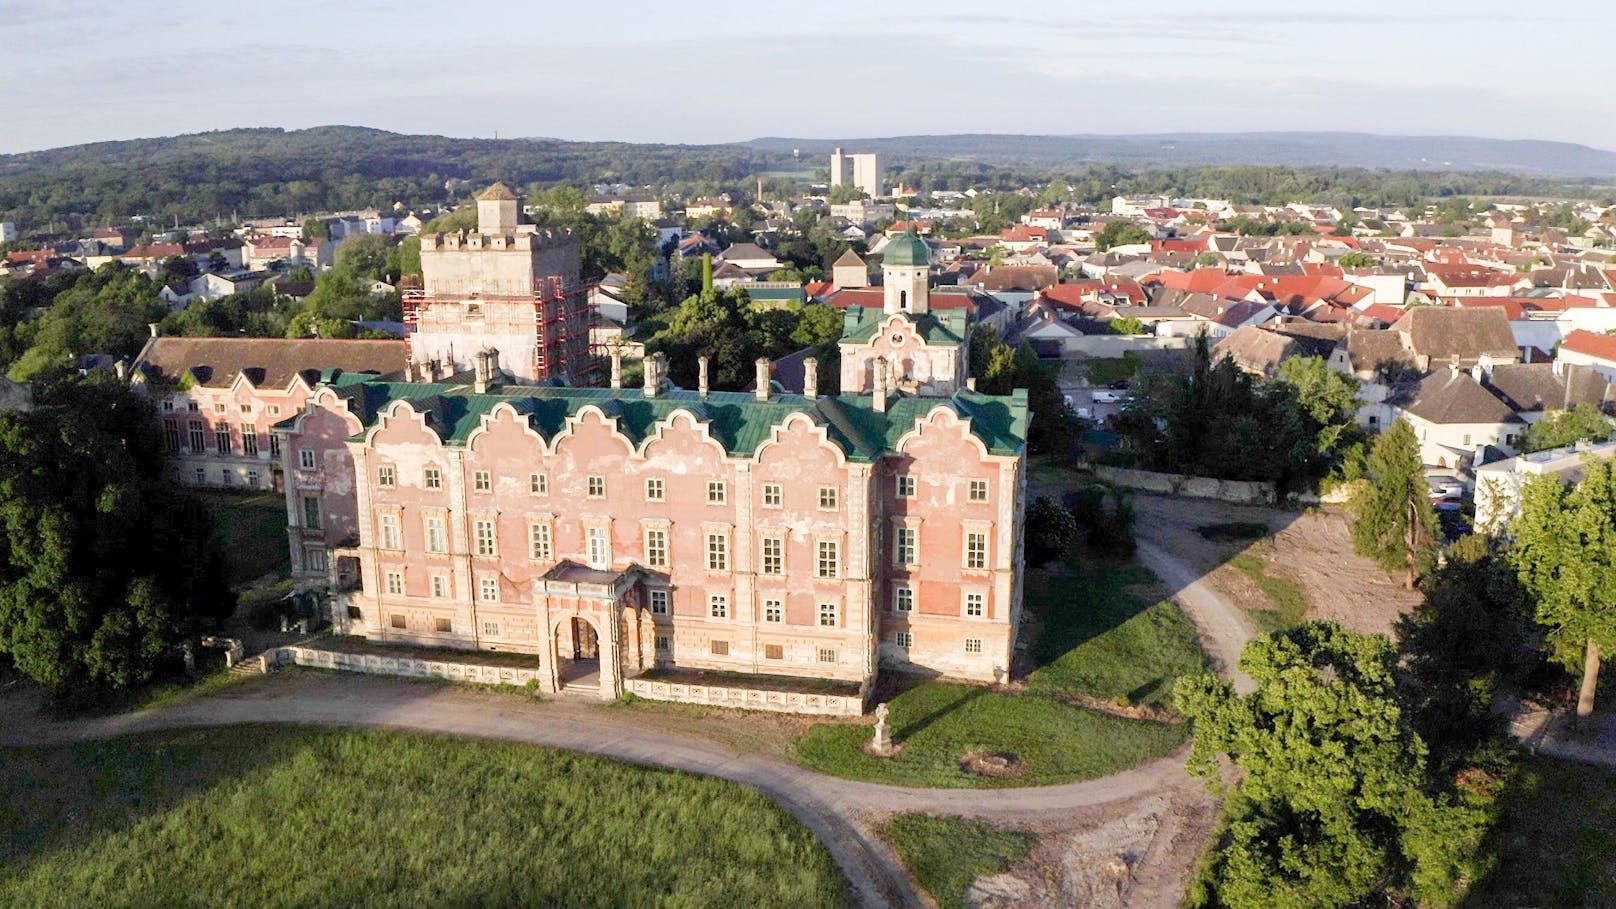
[1474, 439, 1616, 534]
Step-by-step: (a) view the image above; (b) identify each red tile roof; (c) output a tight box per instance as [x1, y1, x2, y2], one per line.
[1560, 329, 1616, 363]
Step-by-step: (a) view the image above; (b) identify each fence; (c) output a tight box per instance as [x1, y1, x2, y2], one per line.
[624, 678, 865, 716]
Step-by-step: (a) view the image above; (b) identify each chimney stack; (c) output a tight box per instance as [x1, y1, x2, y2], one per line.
[148, 323, 160, 338]
[473, 349, 491, 393]
[645, 353, 662, 398]
[404, 360, 417, 383]
[755, 358, 770, 400]
[698, 355, 710, 397]
[114, 359, 129, 382]
[610, 352, 622, 389]
[803, 357, 818, 399]
[966, 377, 977, 392]
[873, 361, 888, 412]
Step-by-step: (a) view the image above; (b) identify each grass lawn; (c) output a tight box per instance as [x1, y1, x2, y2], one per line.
[882, 815, 1031, 909]
[1024, 564, 1206, 707]
[793, 564, 1200, 788]
[0, 725, 850, 908]
[1465, 756, 1616, 907]
[1228, 547, 1308, 634]
[199, 490, 290, 586]
[1084, 353, 1141, 386]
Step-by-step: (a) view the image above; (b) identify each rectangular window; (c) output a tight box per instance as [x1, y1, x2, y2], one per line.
[214, 403, 226, 414]
[431, 575, 449, 599]
[894, 526, 917, 566]
[587, 475, 605, 498]
[390, 614, 407, 630]
[894, 586, 914, 613]
[163, 400, 174, 412]
[587, 527, 610, 568]
[529, 522, 552, 561]
[645, 527, 668, 568]
[378, 465, 395, 487]
[763, 598, 783, 623]
[483, 621, 500, 637]
[241, 426, 258, 456]
[707, 480, 727, 504]
[214, 425, 232, 454]
[965, 532, 988, 570]
[194, 467, 206, 484]
[706, 531, 729, 571]
[189, 420, 206, 452]
[894, 631, 913, 648]
[969, 479, 989, 502]
[305, 547, 327, 572]
[711, 639, 729, 656]
[896, 475, 916, 499]
[222, 469, 233, 487]
[818, 602, 838, 627]
[709, 594, 728, 618]
[423, 466, 441, 489]
[765, 644, 784, 660]
[762, 483, 782, 508]
[247, 471, 259, 487]
[239, 403, 253, 414]
[435, 617, 452, 633]
[816, 540, 838, 578]
[818, 486, 838, 510]
[424, 516, 447, 553]
[302, 495, 321, 530]
[473, 470, 491, 492]
[474, 519, 497, 557]
[378, 513, 401, 550]
[164, 421, 182, 454]
[965, 638, 983, 654]
[187, 401, 200, 412]
[649, 589, 669, 615]
[299, 449, 316, 470]
[479, 577, 499, 602]
[760, 536, 784, 576]
[817, 648, 837, 664]
[530, 472, 547, 495]
[385, 571, 404, 595]
[655, 634, 671, 653]
[645, 477, 665, 502]
[268, 405, 281, 416]
[965, 592, 985, 617]
[269, 434, 281, 458]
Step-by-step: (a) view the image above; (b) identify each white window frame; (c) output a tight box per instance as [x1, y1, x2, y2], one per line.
[707, 480, 727, 505]
[818, 602, 838, 627]
[965, 530, 988, 571]
[530, 472, 548, 495]
[706, 530, 729, 572]
[649, 589, 670, 615]
[473, 519, 497, 557]
[896, 475, 916, 499]
[965, 638, 984, 654]
[817, 648, 837, 664]
[964, 591, 986, 618]
[298, 449, 316, 470]
[529, 521, 553, 561]
[478, 577, 499, 602]
[894, 631, 913, 648]
[378, 465, 396, 488]
[709, 594, 729, 619]
[473, 469, 492, 492]
[378, 512, 402, 550]
[384, 570, 404, 595]
[763, 598, 783, 623]
[816, 539, 839, 579]
[645, 477, 665, 502]
[424, 515, 447, 554]
[761, 483, 782, 508]
[893, 585, 914, 613]
[644, 526, 669, 569]
[894, 525, 918, 567]
[423, 465, 442, 489]
[818, 486, 838, 510]
[587, 475, 606, 498]
[760, 534, 784, 576]
[431, 574, 450, 598]
[968, 479, 989, 503]
[586, 526, 611, 569]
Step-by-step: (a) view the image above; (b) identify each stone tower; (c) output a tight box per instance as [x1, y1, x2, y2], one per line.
[882, 231, 930, 314]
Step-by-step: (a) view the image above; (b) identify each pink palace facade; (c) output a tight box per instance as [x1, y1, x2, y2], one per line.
[271, 229, 1031, 699]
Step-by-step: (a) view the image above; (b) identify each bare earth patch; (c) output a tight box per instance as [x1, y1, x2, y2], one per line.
[961, 750, 1027, 780]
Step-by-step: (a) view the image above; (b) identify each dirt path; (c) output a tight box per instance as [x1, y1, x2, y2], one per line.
[1137, 539, 1257, 695]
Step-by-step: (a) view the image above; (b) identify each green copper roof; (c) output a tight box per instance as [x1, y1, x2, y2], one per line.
[330, 379, 1027, 460]
[839, 306, 968, 347]
[882, 231, 930, 267]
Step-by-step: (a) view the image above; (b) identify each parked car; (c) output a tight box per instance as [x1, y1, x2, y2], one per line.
[1426, 477, 1465, 499]
[1091, 390, 1124, 404]
[1431, 495, 1464, 513]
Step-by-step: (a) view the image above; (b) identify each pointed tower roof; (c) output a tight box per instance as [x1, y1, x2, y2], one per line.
[833, 248, 866, 267]
[476, 182, 519, 202]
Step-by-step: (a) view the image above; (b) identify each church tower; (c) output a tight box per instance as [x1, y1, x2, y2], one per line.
[838, 229, 968, 397]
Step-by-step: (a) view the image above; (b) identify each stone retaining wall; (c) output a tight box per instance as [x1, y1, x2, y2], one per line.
[1093, 465, 1280, 506]
[624, 678, 865, 716]
[266, 645, 545, 688]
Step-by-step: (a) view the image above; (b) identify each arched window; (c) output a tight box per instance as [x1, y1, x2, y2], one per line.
[899, 290, 908, 310]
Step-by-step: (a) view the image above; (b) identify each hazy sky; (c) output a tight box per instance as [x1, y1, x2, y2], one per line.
[2, 0, 1612, 155]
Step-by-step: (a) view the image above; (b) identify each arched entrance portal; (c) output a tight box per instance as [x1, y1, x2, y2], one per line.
[555, 615, 601, 691]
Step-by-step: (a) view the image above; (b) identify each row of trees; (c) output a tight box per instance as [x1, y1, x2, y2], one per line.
[1114, 343, 1363, 493]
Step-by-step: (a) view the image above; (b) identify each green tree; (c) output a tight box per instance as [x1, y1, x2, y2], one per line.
[826, 184, 867, 204]
[1175, 623, 1493, 909]
[0, 378, 233, 695]
[1094, 221, 1152, 251]
[1275, 356, 1362, 457]
[1518, 403, 1613, 453]
[968, 324, 1077, 456]
[1511, 463, 1616, 721]
[10, 264, 168, 382]
[1348, 420, 1437, 588]
[1337, 251, 1378, 269]
[334, 233, 396, 284]
[301, 218, 330, 241]
[1107, 316, 1149, 336]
